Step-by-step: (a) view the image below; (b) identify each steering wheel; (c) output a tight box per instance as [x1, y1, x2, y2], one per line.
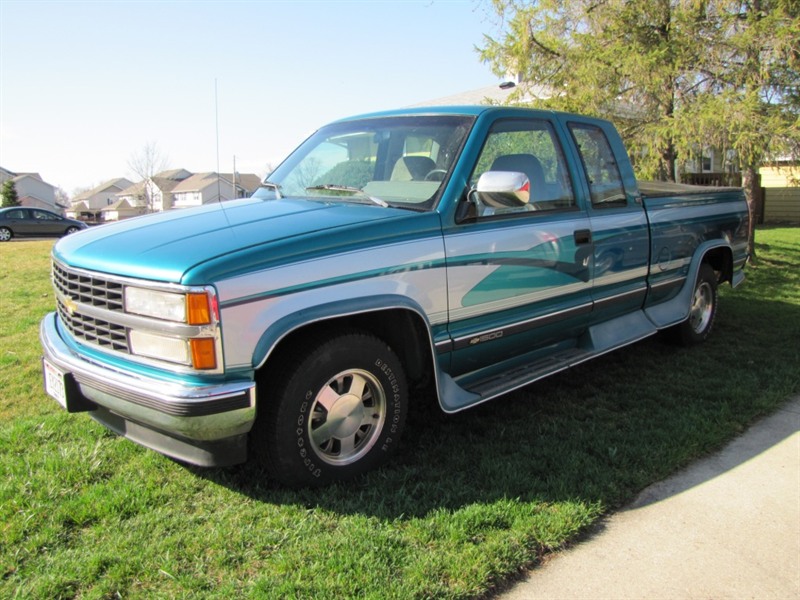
[424, 169, 448, 182]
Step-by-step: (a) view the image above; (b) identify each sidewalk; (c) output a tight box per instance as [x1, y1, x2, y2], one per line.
[499, 396, 800, 599]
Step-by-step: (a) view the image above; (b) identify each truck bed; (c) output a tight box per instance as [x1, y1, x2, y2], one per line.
[639, 180, 741, 198]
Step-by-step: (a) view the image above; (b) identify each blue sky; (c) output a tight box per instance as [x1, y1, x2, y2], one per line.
[0, 0, 503, 196]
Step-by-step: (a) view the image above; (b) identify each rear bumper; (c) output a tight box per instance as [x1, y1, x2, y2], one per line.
[39, 312, 256, 466]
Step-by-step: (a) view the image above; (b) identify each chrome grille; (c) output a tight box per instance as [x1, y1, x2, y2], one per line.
[56, 303, 129, 351]
[53, 261, 124, 311]
[52, 261, 130, 353]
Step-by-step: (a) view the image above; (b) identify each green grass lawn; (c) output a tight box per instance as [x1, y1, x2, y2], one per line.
[1, 228, 799, 599]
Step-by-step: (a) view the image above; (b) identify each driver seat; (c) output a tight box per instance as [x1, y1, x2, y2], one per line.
[391, 156, 436, 181]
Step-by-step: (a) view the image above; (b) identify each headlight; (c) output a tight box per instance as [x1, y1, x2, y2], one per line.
[125, 287, 187, 322]
[124, 287, 214, 325]
[129, 330, 191, 365]
[123, 285, 219, 370]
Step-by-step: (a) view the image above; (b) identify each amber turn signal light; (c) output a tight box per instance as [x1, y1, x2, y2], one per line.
[186, 293, 212, 325]
[190, 338, 217, 370]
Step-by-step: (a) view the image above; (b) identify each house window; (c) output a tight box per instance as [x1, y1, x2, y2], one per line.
[702, 151, 713, 172]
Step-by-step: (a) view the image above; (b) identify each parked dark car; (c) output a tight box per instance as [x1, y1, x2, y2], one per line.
[0, 207, 87, 241]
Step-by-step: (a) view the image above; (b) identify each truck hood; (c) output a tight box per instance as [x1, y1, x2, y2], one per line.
[53, 197, 414, 283]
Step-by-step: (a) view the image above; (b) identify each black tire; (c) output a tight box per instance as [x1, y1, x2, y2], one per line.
[0, 227, 11, 242]
[252, 332, 408, 487]
[64, 226, 80, 235]
[670, 263, 718, 346]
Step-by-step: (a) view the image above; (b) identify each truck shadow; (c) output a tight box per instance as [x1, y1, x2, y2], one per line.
[192, 293, 800, 521]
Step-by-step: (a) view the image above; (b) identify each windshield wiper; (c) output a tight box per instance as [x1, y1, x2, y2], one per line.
[305, 184, 389, 208]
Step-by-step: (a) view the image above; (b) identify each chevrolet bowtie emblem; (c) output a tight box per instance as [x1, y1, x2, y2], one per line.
[64, 296, 78, 316]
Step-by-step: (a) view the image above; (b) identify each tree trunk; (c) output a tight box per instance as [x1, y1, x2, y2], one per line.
[741, 165, 758, 261]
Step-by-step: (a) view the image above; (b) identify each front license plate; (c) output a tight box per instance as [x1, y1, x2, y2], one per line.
[43, 359, 67, 408]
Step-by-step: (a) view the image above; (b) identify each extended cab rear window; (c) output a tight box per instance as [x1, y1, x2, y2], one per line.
[568, 123, 627, 208]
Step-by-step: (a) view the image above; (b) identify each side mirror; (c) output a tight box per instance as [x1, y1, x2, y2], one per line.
[471, 171, 530, 208]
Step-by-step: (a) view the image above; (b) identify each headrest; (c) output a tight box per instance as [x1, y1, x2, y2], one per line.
[391, 156, 436, 181]
[490, 154, 544, 185]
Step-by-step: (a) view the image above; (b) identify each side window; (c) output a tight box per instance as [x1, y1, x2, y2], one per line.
[6, 209, 25, 219]
[470, 119, 575, 217]
[568, 123, 626, 208]
[32, 210, 59, 220]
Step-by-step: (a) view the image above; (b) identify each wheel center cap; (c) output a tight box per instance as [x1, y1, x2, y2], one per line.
[327, 394, 365, 438]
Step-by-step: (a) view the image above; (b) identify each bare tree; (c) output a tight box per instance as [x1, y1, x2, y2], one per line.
[291, 157, 323, 192]
[54, 187, 70, 210]
[127, 142, 170, 212]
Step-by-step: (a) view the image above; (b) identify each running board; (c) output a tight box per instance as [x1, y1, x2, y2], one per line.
[438, 310, 659, 413]
[464, 348, 590, 400]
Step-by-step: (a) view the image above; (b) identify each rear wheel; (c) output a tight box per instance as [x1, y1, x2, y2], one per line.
[0, 227, 11, 242]
[252, 332, 408, 487]
[670, 263, 718, 346]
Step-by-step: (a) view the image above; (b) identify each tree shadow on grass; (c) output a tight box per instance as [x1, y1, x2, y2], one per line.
[192, 295, 800, 520]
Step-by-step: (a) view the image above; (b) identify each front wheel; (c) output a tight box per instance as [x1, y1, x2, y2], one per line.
[252, 332, 408, 487]
[670, 263, 718, 346]
[64, 226, 80, 235]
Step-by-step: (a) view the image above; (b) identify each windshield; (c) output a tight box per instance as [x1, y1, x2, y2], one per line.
[256, 115, 474, 210]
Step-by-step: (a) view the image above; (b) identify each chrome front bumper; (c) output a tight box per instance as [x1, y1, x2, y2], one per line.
[40, 312, 256, 466]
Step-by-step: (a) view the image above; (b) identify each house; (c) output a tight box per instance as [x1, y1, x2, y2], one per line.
[66, 201, 92, 220]
[68, 177, 134, 221]
[409, 78, 547, 108]
[170, 172, 261, 209]
[72, 177, 134, 210]
[222, 172, 262, 198]
[155, 168, 193, 182]
[148, 176, 186, 212]
[148, 168, 192, 211]
[115, 180, 147, 209]
[760, 159, 799, 187]
[101, 199, 145, 222]
[760, 159, 800, 223]
[114, 169, 192, 214]
[0, 167, 59, 211]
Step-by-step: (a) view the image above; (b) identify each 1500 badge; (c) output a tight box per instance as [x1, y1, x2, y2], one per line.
[470, 330, 504, 345]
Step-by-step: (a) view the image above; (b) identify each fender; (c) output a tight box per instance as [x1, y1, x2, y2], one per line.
[252, 294, 437, 368]
[250, 294, 483, 413]
[645, 239, 736, 329]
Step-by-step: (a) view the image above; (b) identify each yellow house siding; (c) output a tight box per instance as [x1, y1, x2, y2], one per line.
[759, 165, 799, 223]
[764, 188, 800, 223]
[759, 166, 800, 188]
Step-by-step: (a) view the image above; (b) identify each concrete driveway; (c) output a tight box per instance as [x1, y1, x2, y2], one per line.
[499, 396, 800, 599]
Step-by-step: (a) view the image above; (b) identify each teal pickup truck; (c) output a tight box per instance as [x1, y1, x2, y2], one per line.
[40, 106, 749, 486]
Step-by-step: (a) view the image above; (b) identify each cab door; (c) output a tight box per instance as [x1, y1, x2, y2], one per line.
[30, 209, 66, 236]
[1, 208, 29, 234]
[443, 116, 594, 377]
[564, 119, 650, 322]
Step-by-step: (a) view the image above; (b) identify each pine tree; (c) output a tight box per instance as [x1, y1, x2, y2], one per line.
[1, 180, 20, 207]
